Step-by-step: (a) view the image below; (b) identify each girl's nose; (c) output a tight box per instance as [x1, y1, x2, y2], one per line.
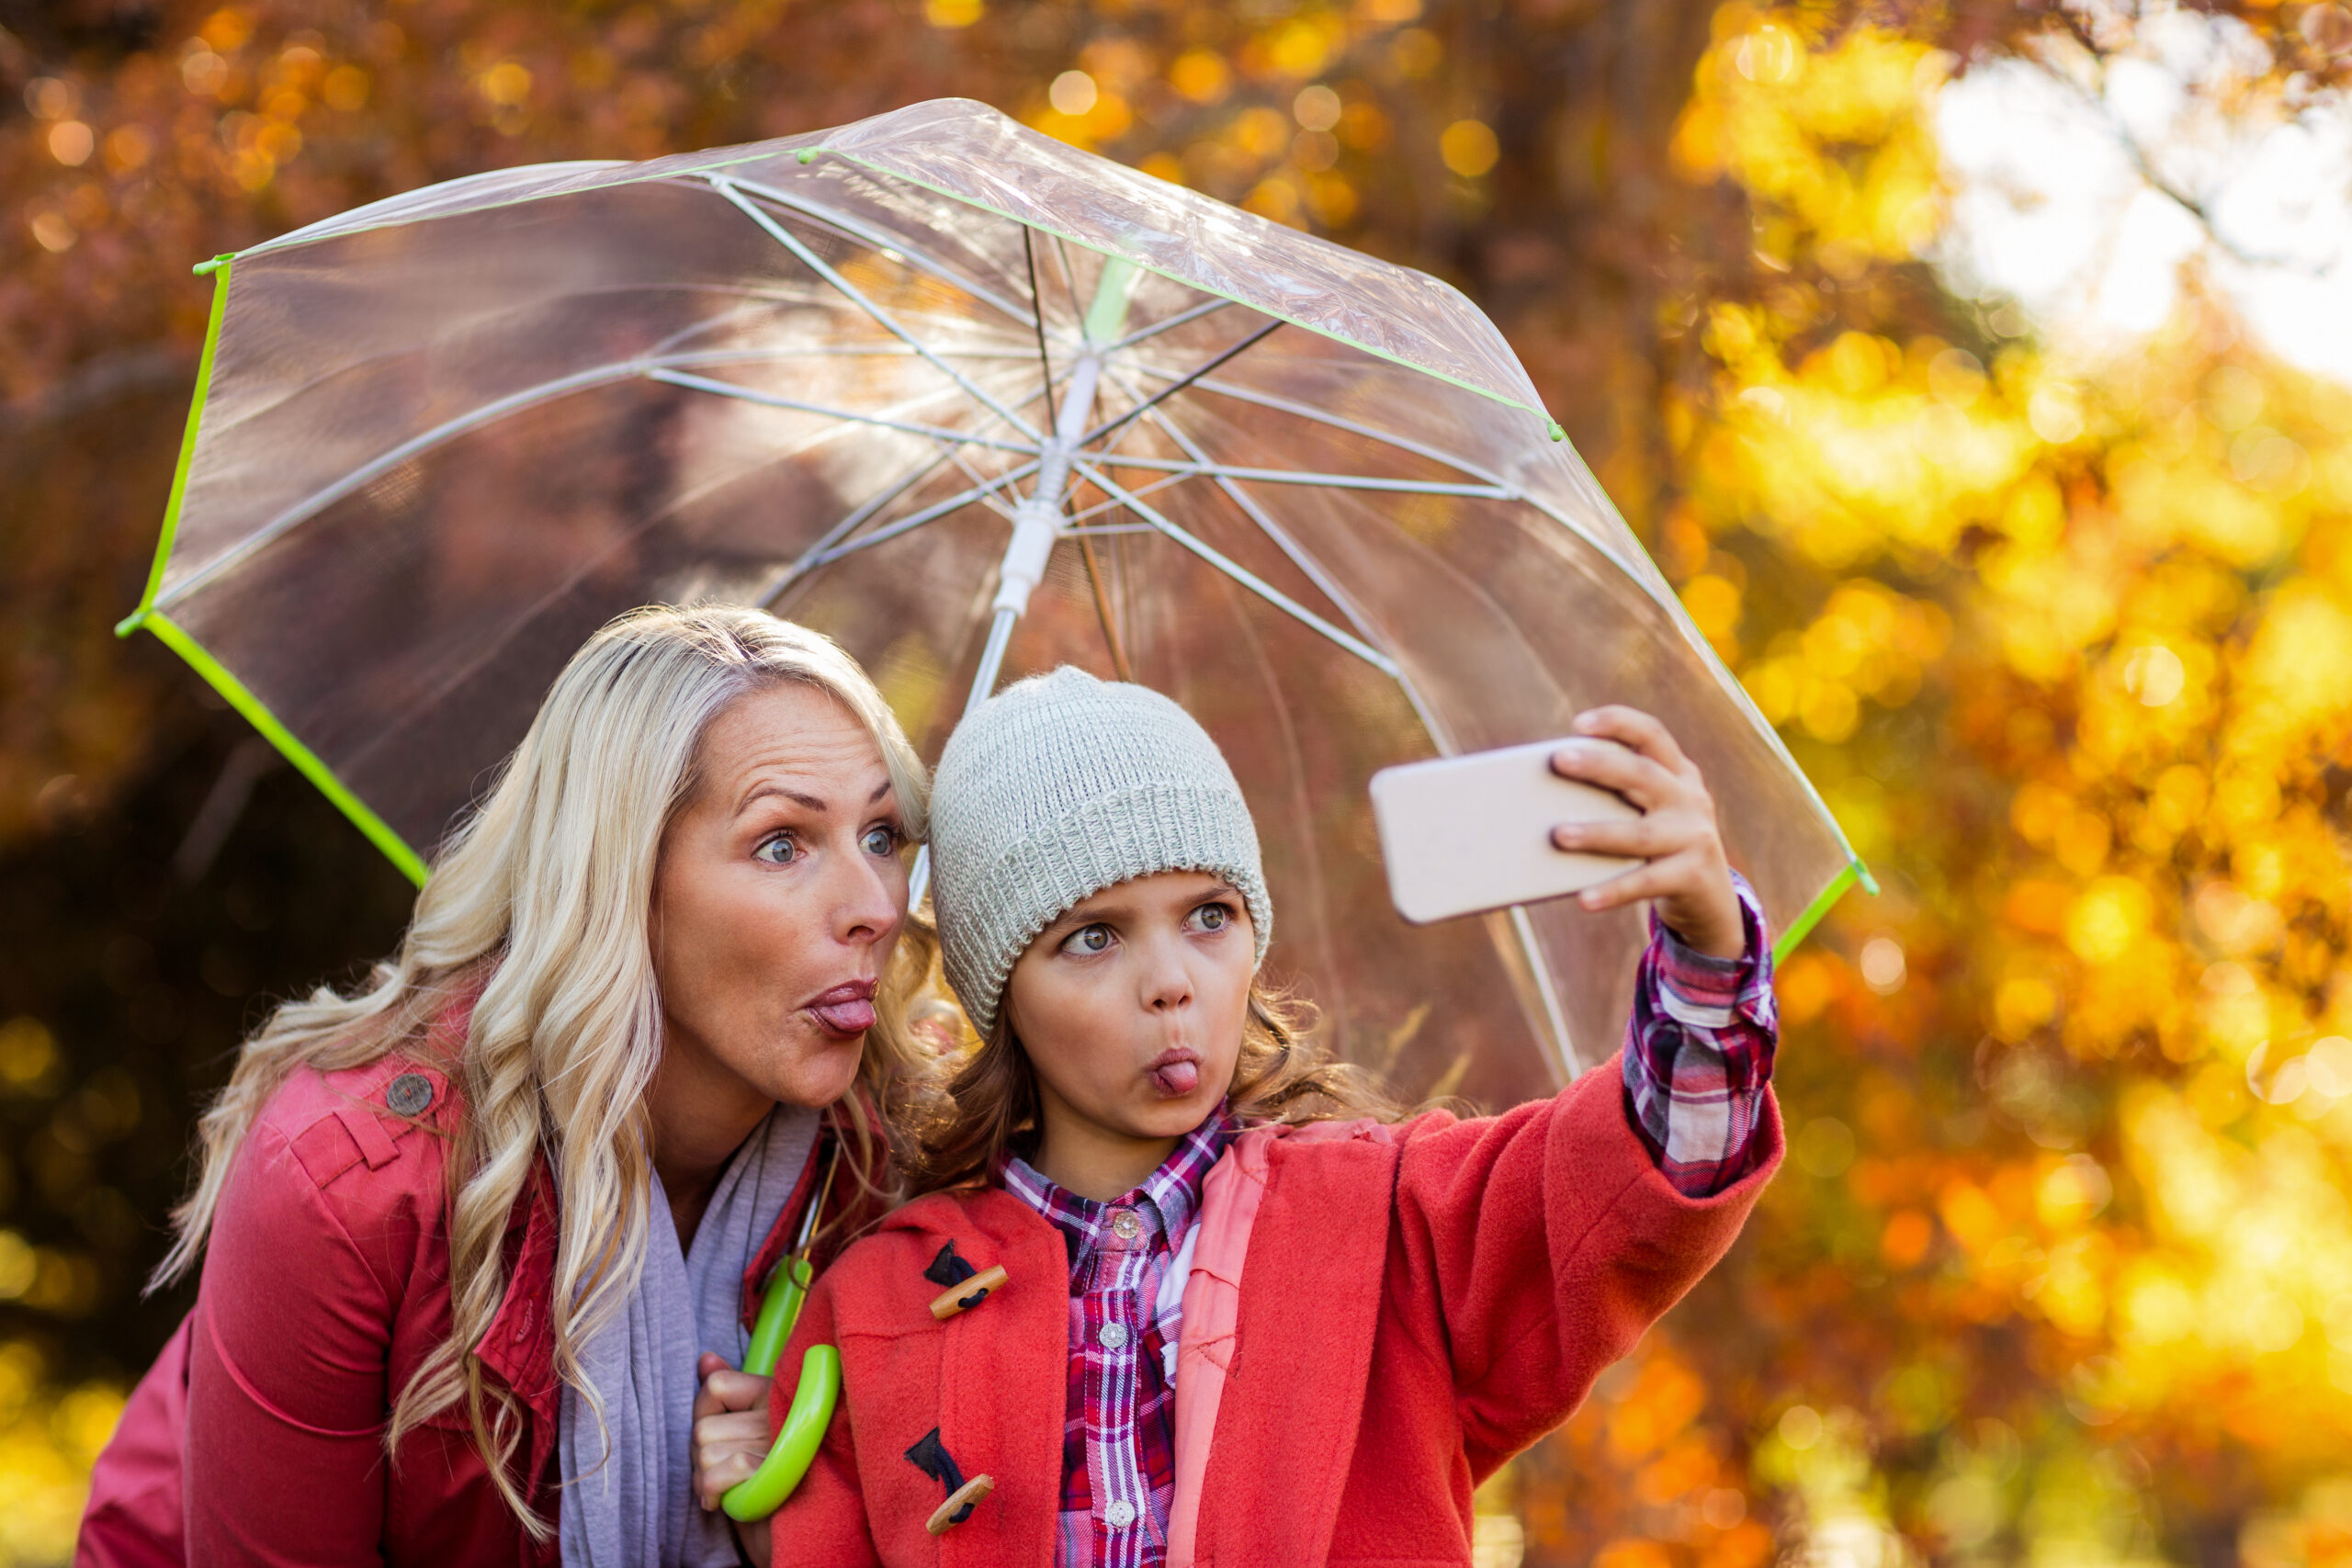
[1140, 934, 1194, 1012]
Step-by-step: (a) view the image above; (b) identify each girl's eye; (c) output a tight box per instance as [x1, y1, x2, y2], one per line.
[1190, 902, 1232, 932]
[861, 824, 900, 857]
[753, 834, 800, 866]
[1060, 923, 1114, 956]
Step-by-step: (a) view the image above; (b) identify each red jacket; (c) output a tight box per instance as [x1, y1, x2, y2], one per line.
[767, 1053, 1781, 1567]
[77, 1049, 859, 1568]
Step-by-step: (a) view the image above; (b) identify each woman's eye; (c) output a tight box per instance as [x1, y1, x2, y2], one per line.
[861, 824, 899, 857]
[1060, 924, 1114, 955]
[753, 834, 799, 865]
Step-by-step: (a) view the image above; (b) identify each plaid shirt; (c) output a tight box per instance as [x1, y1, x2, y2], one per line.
[1003, 874, 1778, 1567]
[1623, 871, 1780, 1196]
[1001, 1113, 1232, 1568]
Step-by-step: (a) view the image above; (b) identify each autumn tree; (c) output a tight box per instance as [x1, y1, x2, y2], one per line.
[3, 2, 2349, 1563]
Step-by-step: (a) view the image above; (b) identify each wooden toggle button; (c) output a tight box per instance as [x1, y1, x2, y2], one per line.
[926, 1475, 996, 1536]
[929, 1263, 1007, 1320]
[904, 1426, 991, 1534]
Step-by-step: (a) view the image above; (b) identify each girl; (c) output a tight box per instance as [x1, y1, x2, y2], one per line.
[80, 606, 941, 1568]
[754, 668, 1780, 1567]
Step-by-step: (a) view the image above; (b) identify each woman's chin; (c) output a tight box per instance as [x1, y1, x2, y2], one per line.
[765, 1030, 865, 1109]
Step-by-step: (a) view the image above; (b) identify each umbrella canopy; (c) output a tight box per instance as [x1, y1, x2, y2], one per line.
[119, 97, 1867, 1110]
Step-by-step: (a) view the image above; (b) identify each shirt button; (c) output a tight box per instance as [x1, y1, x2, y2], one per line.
[1105, 1499, 1137, 1529]
[1110, 1210, 1142, 1240]
[1097, 1322, 1129, 1350]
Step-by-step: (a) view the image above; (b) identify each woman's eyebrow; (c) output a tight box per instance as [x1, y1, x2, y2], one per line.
[737, 781, 827, 816]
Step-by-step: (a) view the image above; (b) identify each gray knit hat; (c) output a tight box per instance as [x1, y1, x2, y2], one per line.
[929, 668, 1272, 1035]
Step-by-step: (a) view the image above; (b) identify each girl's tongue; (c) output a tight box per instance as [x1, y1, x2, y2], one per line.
[1150, 1057, 1200, 1097]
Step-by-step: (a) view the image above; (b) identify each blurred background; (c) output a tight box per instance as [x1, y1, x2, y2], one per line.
[4, 0, 2350, 1563]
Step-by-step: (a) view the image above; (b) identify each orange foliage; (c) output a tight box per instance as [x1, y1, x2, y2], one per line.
[5, 0, 2352, 1563]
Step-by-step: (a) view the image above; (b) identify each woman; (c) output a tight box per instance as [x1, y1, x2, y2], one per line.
[76, 604, 942, 1568]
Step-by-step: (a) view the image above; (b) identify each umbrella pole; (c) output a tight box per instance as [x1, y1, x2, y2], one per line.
[910, 257, 1140, 909]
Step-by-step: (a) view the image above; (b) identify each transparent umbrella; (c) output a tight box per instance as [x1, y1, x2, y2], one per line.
[119, 97, 1868, 1109]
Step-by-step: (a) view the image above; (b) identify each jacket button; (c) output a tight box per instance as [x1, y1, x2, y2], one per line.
[387, 1073, 434, 1116]
[1104, 1499, 1136, 1529]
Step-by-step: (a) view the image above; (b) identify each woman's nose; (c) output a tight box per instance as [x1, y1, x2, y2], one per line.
[831, 840, 905, 943]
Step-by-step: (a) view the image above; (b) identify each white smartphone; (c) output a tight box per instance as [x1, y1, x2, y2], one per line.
[1369, 738, 1642, 925]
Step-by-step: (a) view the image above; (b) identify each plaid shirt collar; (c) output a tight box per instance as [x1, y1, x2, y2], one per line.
[1001, 1105, 1234, 1273]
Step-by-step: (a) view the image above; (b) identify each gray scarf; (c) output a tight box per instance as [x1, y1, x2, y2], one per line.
[559, 1103, 819, 1568]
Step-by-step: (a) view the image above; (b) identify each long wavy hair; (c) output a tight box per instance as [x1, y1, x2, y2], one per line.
[152, 604, 940, 1537]
[897, 976, 1406, 1198]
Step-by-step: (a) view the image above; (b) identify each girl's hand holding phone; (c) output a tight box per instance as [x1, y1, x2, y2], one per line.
[1546, 705, 1746, 961]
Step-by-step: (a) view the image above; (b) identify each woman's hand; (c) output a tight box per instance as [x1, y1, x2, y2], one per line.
[692, 1350, 775, 1517]
[1546, 705, 1746, 960]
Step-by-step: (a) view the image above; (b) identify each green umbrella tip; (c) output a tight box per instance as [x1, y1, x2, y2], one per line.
[1545, 420, 1566, 441]
[797, 148, 820, 165]
[192, 253, 234, 276]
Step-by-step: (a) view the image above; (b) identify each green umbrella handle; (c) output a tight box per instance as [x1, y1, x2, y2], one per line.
[742, 1255, 815, 1379]
[721, 1344, 842, 1522]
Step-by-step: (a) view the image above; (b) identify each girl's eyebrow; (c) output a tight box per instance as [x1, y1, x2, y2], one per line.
[1044, 879, 1243, 936]
[1043, 897, 1127, 935]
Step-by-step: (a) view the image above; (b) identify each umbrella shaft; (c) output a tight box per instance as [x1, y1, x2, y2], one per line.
[989, 348, 1104, 622]
[965, 606, 1019, 720]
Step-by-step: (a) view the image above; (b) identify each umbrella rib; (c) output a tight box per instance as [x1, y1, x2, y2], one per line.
[720, 175, 1045, 333]
[1078, 319, 1283, 449]
[1102, 297, 1232, 353]
[752, 453, 1042, 609]
[706, 177, 1043, 443]
[1069, 458, 1398, 677]
[756, 355, 1078, 602]
[1096, 362, 1416, 655]
[1080, 454, 1513, 497]
[1023, 228, 1058, 433]
[1125, 366, 1647, 583]
[158, 345, 1040, 613]
[805, 457, 1039, 569]
[645, 367, 1042, 456]
[938, 440, 1025, 520]
[1116, 367, 1516, 490]
[155, 359, 665, 610]
[1066, 471, 1191, 522]
[752, 449, 960, 609]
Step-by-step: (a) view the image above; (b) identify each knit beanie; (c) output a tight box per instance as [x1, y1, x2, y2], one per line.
[928, 668, 1272, 1036]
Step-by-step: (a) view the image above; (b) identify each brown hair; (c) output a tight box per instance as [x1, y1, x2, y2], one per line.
[897, 978, 1407, 1197]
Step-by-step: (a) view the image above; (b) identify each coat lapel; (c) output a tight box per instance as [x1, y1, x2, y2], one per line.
[1195, 1127, 1400, 1567]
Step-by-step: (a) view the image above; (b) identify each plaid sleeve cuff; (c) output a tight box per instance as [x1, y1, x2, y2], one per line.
[1620, 873, 1780, 1197]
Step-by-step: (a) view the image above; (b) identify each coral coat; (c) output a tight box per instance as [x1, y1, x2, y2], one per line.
[766, 1051, 1782, 1567]
[76, 1050, 861, 1568]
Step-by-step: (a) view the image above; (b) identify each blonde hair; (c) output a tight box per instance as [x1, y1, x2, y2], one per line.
[897, 981, 1404, 1198]
[153, 604, 939, 1536]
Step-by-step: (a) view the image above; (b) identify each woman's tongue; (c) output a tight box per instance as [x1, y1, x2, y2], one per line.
[1150, 1057, 1200, 1097]
[811, 997, 876, 1034]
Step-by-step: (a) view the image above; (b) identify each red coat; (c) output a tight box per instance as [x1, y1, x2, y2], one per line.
[766, 1053, 1781, 1567]
[77, 1047, 858, 1568]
